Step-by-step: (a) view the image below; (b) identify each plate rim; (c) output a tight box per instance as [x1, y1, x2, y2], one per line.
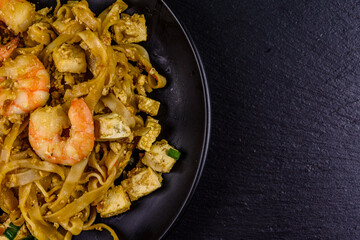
[158, 0, 211, 239]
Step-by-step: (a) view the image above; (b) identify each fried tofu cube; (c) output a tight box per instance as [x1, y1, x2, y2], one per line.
[137, 117, 161, 151]
[53, 43, 87, 73]
[137, 95, 160, 116]
[113, 14, 147, 44]
[94, 113, 131, 140]
[121, 167, 162, 201]
[142, 140, 178, 173]
[96, 185, 131, 218]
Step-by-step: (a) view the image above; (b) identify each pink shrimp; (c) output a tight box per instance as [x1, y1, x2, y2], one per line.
[0, 54, 50, 115]
[28, 98, 95, 166]
[0, 36, 19, 63]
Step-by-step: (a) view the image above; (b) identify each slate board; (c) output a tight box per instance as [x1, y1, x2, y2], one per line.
[166, 0, 360, 239]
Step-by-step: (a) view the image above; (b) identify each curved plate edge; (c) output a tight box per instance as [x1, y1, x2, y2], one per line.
[159, 0, 211, 239]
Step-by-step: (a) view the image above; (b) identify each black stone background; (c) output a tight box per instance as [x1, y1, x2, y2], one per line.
[166, 0, 360, 239]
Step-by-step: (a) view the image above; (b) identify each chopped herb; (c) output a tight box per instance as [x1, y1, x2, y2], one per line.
[167, 148, 181, 160]
[3, 222, 21, 240]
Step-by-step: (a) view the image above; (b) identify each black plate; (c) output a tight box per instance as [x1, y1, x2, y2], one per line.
[34, 0, 210, 239]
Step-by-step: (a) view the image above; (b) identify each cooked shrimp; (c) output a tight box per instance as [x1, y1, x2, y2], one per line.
[0, 54, 50, 115]
[0, 36, 19, 62]
[28, 98, 95, 166]
[0, 0, 35, 34]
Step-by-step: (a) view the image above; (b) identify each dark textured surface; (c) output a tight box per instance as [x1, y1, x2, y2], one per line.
[167, 0, 360, 239]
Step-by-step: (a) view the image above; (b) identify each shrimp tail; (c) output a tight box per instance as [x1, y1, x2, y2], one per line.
[0, 35, 19, 63]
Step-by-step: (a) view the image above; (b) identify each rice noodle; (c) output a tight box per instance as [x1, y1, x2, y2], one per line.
[7, 170, 50, 188]
[72, 1, 101, 33]
[84, 223, 119, 240]
[44, 168, 116, 223]
[49, 157, 89, 212]
[88, 151, 107, 180]
[19, 184, 64, 240]
[101, 93, 135, 127]
[0, 159, 66, 191]
[0, 123, 20, 163]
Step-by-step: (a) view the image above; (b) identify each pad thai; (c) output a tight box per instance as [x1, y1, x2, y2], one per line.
[0, 0, 181, 239]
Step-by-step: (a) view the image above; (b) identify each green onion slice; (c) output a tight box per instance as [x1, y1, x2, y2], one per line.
[167, 148, 181, 160]
[3, 222, 21, 240]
